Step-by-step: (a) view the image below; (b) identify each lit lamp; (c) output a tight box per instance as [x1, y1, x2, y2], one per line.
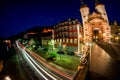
[110, 35, 113, 38]
[115, 36, 119, 40]
[103, 33, 106, 37]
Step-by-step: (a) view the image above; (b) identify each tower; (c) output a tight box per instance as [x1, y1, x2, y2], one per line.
[95, 0, 109, 22]
[80, 0, 111, 43]
[80, 0, 90, 25]
[80, 0, 90, 43]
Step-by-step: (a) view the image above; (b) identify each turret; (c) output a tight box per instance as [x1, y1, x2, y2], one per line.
[95, 0, 109, 22]
[80, 0, 90, 25]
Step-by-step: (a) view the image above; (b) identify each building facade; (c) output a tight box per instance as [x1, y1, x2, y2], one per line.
[110, 21, 120, 43]
[80, 0, 111, 43]
[54, 19, 83, 52]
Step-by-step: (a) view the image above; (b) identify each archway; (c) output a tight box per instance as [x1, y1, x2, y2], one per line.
[92, 28, 102, 42]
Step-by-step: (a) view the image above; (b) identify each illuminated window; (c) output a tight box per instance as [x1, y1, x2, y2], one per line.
[73, 26, 76, 30]
[63, 39, 65, 43]
[54, 40, 56, 43]
[70, 39, 73, 43]
[69, 27, 72, 30]
[60, 39, 62, 42]
[74, 32, 77, 37]
[57, 39, 59, 43]
[73, 21, 76, 24]
[74, 39, 77, 43]
[69, 22, 71, 25]
[66, 39, 69, 43]
[70, 32, 72, 37]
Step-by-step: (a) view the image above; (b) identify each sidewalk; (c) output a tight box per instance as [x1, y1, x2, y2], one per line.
[73, 63, 88, 80]
[96, 42, 120, 62]
[110, 43, 120, 62]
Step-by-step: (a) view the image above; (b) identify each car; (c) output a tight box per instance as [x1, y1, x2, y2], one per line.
[67, 52, 74, 55]
[57, 51, 65, 54]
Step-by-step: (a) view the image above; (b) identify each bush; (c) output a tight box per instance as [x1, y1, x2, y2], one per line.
[46, 51, 57, 61]
[43, 48, 48, 52]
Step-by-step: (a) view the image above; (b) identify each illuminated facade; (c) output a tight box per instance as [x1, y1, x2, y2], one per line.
[41, 19, 83, 52]
[111, 21, 120, 43]
[80, 0, 111, 43]
[41, 28, 53, 47]
[54, 19, 82, 52]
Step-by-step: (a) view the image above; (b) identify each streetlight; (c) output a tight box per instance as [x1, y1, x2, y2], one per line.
[77, 25, 80, 55]
[4, 75, 11, 80]
[86, 42, 93, 68]
[77, 24, 82, 55]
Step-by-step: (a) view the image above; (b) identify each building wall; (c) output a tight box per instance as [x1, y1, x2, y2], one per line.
[110, 22, 120, 43]
[54, 19, 83, 52]
[80, 2, 111, 43]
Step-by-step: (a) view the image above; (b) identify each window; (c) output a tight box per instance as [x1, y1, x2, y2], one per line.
[72, 21, 75, 25]
[66, 39, 69, 43]
[70, 39, 73, 43]
[74, 39, 77, 43]
[69, 22, 72, 25]
[70, 32, 72, 37]
[63, 39, 65, 43]
[69, 27, 72, 30]
[57, 39, 59, 43]
[73, 26, 76, 30]
[74, 32, 77, 37]
[60, 39, 62, 42]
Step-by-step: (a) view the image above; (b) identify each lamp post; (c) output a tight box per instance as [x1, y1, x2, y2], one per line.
[52, 30, 55, 50]
[77, 24, 80, 55]
[86, 42, 92, 68]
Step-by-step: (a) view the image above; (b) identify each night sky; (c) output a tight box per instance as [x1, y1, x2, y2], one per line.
[0, 0, 120, 38]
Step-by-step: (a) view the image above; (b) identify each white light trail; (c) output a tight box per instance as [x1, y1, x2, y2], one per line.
[16, 41, 57, 80]
[22, 49, 57, 80]
[22, 49, 48, 80]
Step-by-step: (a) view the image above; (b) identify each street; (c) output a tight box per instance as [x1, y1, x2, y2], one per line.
[16, 41, 73, 80]
[89, 43, 120, 80]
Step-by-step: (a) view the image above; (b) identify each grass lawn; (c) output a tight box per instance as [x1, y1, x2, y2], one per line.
[35, 49, 80, 71]
[54, 54, 80, 71]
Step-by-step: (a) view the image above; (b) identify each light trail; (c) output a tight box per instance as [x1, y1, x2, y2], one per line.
[16, 41, 58, 80]
[27, 49, 72, 80]
[22, 49, 48, 80]
[22, 49, 58, 80]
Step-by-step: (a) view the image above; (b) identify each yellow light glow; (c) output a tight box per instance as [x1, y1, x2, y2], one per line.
[110, 35, 113, 38]
[103, 33, 106, 36]
[115, 37, 119, 40]
[99, 31, 101, 33]
[4, 75, 11, 80]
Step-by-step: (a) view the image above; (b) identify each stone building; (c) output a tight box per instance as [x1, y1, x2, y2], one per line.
[80, 0, 111, 43]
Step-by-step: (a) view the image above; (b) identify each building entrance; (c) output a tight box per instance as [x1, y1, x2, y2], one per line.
[92, 28, 102, 42]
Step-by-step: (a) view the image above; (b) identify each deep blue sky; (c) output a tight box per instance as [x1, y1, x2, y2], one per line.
[0, 0, 120, 38]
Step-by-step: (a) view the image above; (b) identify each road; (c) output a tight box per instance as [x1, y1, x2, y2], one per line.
[16, 41, 72, 80]
[88, 43, 120, 80]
